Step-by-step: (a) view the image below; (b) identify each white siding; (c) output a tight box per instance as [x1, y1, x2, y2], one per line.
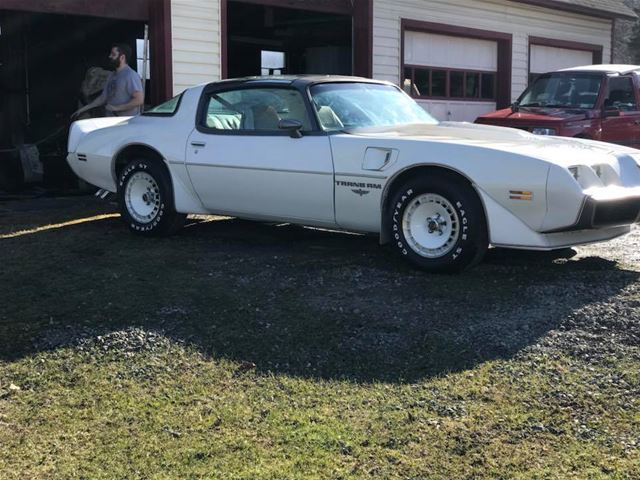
[171, 0, 221, 95]
[374, 0, 612, 107]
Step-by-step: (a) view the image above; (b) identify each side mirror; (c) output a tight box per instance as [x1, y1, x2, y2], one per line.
[603, 106, 621, 118]
[278, 119, 303, 138]
[511, 101, 520, 113]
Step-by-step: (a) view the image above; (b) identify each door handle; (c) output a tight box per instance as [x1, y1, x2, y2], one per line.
[190, 141, 206, 147]
[634, 120, 640, 125]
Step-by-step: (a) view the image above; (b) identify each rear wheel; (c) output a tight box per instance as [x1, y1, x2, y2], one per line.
[388, 174, 487, 272]
[118, 158, 185, 236]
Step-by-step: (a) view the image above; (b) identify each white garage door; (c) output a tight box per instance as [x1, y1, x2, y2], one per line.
[403, 31, 498, 122]
[530, 45, 594, 75]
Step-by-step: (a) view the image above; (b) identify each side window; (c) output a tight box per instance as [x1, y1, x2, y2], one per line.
[605, 77, 638, 112]
[205, 96, 243, 130]
[202, 88, 312, 132]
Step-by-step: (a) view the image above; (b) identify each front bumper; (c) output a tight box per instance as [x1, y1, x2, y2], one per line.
[543, 195, 640, 233]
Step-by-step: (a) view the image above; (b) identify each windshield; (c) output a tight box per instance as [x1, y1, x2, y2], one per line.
[519, 72, 603, 109]
[310, 83, 438, 131]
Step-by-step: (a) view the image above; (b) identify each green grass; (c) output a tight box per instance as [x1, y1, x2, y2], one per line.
[0, 197, 638, 478]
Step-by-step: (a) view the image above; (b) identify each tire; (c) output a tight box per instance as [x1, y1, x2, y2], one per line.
[117, 158, 186, 236]
[388, 174, 488, 273]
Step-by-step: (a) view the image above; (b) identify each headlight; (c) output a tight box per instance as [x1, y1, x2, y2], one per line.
[567, 165, 611, 189]
[568, 166, 579, 181]
[531, 127, 556, 135]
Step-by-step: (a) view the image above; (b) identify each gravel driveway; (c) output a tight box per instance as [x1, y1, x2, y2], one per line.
[0, 195, 639, 478]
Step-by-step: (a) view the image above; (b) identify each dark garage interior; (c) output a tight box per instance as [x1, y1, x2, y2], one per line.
[0, 11, 147, 192]
[0, 10, 156, 192]
[0, 0, 368, 194]
[226, 1, 353, 78]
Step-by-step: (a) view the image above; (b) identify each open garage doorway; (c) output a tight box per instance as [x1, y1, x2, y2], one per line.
[0, 11, 147, 191]
[225, 1, 353, 78]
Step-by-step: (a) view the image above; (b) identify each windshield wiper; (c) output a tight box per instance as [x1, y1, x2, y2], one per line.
[520, 103, 586, 110]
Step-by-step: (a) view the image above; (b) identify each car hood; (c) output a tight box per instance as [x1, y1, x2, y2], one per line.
[344, 122, 639, 167]
[476, 107, 589, 123]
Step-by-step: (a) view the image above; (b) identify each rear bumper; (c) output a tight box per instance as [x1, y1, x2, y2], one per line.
[66, 152, 85, 178]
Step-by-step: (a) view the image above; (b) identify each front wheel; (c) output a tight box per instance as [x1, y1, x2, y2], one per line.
[388, 175, 488, 272]
[118, 158, 185, 236]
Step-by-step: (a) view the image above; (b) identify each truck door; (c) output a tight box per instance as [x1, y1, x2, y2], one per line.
[600, 75, 640, 148]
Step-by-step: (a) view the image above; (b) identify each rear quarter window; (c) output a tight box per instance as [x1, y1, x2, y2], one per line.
[143, 93, 183, 116]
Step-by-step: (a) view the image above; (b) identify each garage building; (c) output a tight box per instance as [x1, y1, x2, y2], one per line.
[170, 0, 635, 122]
[0, 0, 636, 191]
[0, 0, 172, 191]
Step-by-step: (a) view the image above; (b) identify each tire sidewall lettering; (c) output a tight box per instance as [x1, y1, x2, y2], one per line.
[389, 181, 480, 269]
[119, 159, 172, 235]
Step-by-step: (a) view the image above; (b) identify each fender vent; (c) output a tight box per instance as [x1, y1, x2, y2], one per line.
[77, 153, 87, 162]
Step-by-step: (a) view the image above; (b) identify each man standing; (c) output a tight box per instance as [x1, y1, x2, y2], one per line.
[73, 44, 143, 118]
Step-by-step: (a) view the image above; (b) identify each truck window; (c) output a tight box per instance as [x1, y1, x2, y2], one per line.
[519, 73, 602, 109]
[605, 77, 637, 112]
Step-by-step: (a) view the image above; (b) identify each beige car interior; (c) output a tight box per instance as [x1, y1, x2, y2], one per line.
[205, 89, 313, 131]
[316, 105, 344, 130]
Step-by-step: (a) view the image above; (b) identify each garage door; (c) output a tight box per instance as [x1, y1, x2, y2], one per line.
[403, 31, 498, 122]
[530, 44, 594, 82]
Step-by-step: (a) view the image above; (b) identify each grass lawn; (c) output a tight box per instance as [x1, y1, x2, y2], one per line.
[0, 197, 638, 479]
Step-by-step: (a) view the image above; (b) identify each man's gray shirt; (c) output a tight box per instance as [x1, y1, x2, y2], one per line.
[101, 65, 143, 116]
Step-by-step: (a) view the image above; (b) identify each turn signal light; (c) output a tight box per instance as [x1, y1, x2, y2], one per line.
[509, 190, 533, 201]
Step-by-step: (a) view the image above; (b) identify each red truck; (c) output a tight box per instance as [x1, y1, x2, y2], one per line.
[475, 65, 640, 148]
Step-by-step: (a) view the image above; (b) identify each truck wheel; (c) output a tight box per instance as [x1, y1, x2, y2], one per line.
[388, 174, 488, 272]
[118, 158, 185, 236]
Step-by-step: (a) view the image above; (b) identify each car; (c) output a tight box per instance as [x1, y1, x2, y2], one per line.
[476, 64, 640, 147]
[67, 75, 640, 272]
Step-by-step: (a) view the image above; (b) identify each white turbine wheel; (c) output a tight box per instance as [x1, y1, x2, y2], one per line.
[125, 171, 161, 224]
[402, 193, 460, 258]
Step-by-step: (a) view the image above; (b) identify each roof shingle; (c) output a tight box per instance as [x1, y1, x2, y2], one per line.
[510, 0, 637, 19]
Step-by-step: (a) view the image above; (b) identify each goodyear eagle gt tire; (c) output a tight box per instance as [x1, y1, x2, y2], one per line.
[118, 158, 185, 236]
[389, 174, 487, 272]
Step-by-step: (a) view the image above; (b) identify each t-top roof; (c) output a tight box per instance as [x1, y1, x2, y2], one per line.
[208, 75, 391, 88]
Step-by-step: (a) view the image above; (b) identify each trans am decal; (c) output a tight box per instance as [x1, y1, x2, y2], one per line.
[336, 180, 382, 196]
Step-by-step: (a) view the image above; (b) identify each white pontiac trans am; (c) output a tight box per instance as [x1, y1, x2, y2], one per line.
[67, 76, 640, 272]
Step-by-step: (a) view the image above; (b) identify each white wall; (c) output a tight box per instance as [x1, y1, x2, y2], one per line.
[171, 0, 221, 95]
[373, 0, 612, 104]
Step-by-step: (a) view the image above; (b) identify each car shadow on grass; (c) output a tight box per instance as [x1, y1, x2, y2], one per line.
[1, 211, 638, 384]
